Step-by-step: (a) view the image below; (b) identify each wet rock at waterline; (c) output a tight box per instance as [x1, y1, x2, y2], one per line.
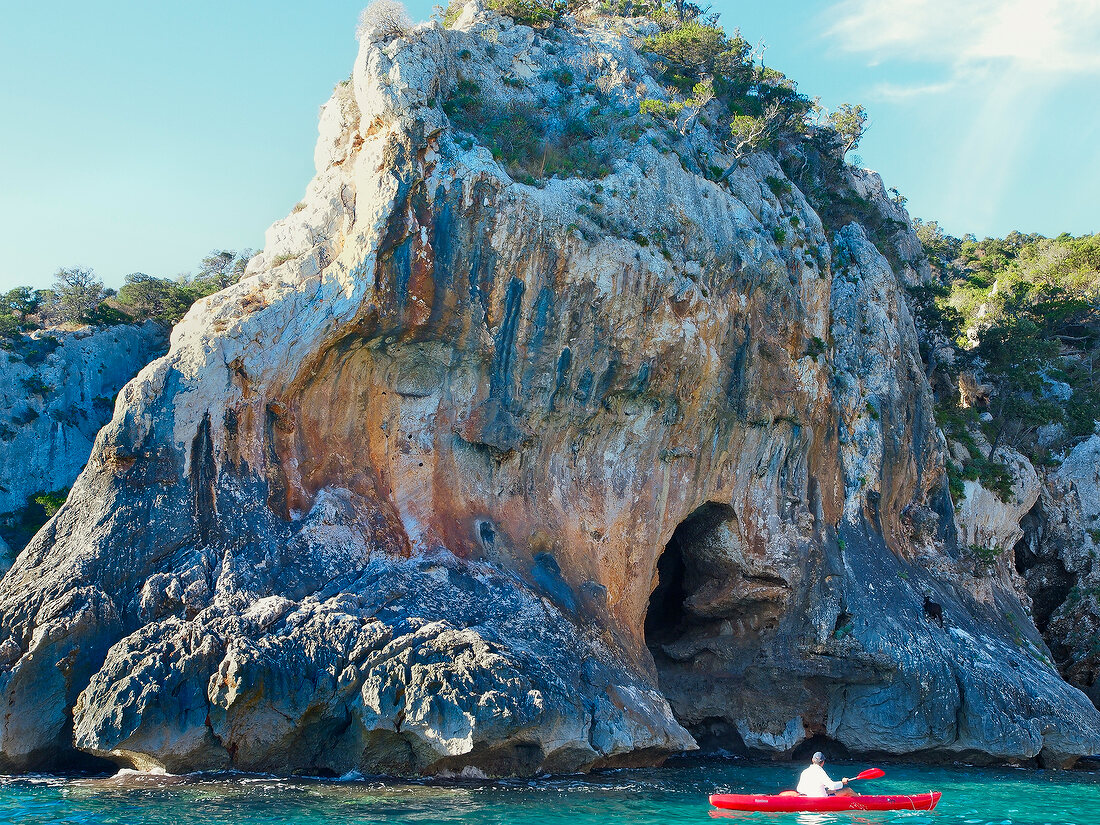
[1, 4, 1099, 776]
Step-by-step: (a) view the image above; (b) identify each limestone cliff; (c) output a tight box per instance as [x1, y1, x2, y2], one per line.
[0, 6, 1098, 776]
[0, 323, 168, 562]
[1014, 436, 1100, 707]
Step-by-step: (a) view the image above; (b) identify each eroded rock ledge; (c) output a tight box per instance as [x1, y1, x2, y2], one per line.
[0, 6, 1098, 775]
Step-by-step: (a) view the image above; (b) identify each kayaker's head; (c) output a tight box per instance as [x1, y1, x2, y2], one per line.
[812, 752, 825, 765]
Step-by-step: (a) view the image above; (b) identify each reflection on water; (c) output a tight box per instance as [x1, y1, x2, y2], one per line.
[0, 758, 1098, 825]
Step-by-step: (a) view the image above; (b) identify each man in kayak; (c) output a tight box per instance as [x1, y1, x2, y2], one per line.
[796, 752, 857, 797]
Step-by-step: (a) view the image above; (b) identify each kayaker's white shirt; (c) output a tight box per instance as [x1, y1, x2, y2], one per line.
[797, 764, 843, 797]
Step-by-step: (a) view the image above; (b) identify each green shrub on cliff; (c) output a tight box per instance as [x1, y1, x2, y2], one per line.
[641, 20, 731, 87]
[443, 77, 619, 181]
[437, 0, 569, 28]
[0, 312, 17, 340]
[487, 0, 561, 26]
[635, 4, 815, 157]
[0, 487, 70, 554]
[915, 227, 1100, 478]
[827, 103, 868, 155]
[639, 98, 683, 120]
[32, 489, 69, 517]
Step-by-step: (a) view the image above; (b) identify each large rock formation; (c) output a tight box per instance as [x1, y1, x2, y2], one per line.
[0, 7, 1098, 776]
[1015, 435, 1100, 706]
[0, 323, 168, 562]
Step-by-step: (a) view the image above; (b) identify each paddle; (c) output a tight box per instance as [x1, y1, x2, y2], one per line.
[849, 768, 885, 782]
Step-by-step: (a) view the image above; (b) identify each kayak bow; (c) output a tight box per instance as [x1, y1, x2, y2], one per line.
[709, 791, 941, 812]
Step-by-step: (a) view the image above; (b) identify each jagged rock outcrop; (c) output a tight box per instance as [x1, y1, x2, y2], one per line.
[956, 447, 1041, 560]
[1016, 435, 1100, 706]
[0, 323, 168, 562]
[1, 7, 1098, 776]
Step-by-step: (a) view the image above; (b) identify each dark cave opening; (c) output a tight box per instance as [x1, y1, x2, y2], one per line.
[644, 502, 805, 758]
[791, 735, 851, 762]
[644, 531, 689, 648]
[645, 502, 737, 650]
[1013, 501, 1073, 638]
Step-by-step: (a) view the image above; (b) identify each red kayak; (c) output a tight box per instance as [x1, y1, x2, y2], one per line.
[709, 792, 941, 812]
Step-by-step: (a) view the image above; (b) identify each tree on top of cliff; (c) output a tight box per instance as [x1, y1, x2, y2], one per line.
[50, 267, 104, 326]
[357, 0, 413, 40]
[828, 103, 868, 156]
[3, 287, 40, 328]
[0, 249, 255, 338]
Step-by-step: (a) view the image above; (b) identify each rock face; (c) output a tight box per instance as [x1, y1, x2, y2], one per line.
[1015, 435, 1100, 707]
[0, 323, 168, 561]
[1, 8, 1098, 776]
[956, 447, 1041, 557]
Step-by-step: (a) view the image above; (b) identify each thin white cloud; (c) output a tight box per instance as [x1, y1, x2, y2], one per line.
[827, 0, 1100, 77]
[867, 79, 958, 101]
[824, 0, 1100, 234]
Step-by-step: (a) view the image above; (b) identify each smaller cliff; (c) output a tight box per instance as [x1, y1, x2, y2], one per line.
[0, 323, 169, 560]
[908, 227, 1100, 711]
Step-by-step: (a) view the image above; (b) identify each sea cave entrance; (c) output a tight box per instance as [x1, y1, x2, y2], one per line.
[644, 502, 737, 649]
[644, 502, 743, 753]
[644, 501, 794, 756]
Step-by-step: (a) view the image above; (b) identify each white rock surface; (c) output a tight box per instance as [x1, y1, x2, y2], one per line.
[956, 447, 1041, 557]
[1057, 435, 1100, 529]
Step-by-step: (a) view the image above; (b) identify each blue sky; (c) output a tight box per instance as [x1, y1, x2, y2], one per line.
[2, 0, 1098, 292]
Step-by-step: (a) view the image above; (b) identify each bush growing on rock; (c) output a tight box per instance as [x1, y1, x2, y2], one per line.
[633, 4, 817, 159]
[487, 0, 562, 26]
[357, 0, 412, 40]
[442, 75, 620, 181]
[828, 102, 869, 155]
[913, 228, 1100, 492]
[641, 20, 730, 86]
[32, 489, 68, 518]
[639, 98, 683, 120]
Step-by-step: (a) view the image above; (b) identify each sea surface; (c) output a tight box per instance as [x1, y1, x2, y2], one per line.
[2, 758, 1099, 825]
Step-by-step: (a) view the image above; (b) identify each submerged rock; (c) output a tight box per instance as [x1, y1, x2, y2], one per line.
[0, 7, 1097, 775]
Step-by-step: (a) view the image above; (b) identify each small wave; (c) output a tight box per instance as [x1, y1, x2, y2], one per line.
[112, 767, 174, 778]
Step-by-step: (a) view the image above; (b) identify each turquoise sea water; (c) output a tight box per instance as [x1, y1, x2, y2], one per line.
[3, 759, 1100, 825]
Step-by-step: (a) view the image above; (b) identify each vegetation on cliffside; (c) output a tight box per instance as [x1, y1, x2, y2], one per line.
[910, 225, 1100, 501]
[435, 0, 865, 185]
[0, 249, 254, 340]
